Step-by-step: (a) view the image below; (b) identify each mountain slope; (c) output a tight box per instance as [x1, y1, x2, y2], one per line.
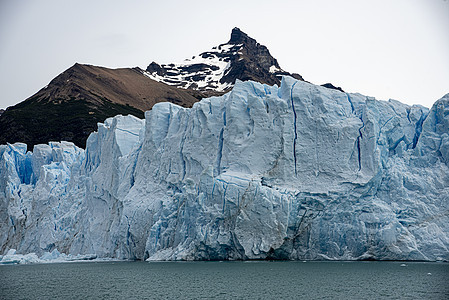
[0, 64, 200, 149]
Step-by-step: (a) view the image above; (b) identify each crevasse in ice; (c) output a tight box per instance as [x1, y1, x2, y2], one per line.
[1, 77, 448, 261]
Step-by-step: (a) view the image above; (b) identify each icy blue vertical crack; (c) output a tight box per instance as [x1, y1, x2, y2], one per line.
[356, 111, 366, 171]
[11, 147, 32, 185]
[412, 111, 426, 149]
[263, 85, 271, 95]
[291, 81, 299, 176]
[250, 82, 262, 98]
[356, 136, 362, 171]
[346, 93, 355, 114]
[10, 216, 15, 233]
[129, 144, 141, 188]
[180, 134, 187, 180]
[345, 92, 365, 169]
[346, 93, 365, 170]
[125, 215, 131, 246]
[215, 110, 226, 176]
[434, 110, 438, 133]
[406, 107, 411, 123]
[167, 107, 172, 124]
[347, 96, 366, 172]
[215, 128, 224, 176]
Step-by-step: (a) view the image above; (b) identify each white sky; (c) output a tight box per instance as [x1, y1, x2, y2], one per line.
[0, 0, 448, 109]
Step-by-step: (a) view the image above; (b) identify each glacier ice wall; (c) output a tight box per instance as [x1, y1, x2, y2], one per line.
[1, 77, 448, 261]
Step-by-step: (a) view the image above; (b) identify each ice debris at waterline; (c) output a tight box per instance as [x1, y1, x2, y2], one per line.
[0, 249, 97, 264]
[1, 77, 448, 261]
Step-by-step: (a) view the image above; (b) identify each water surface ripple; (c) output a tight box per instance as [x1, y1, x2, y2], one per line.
[1, 261, 448, 299]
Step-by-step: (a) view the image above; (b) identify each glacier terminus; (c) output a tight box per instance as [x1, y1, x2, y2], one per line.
[1, 77, 448, 261]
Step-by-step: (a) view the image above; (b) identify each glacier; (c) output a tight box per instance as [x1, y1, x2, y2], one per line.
[1, 77, 448, 261]
[0, 248, 98, 264]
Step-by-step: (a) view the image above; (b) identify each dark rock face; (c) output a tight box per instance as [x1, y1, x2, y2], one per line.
[220, 28, 304, 86]
[146, 62, 166, 77]
[145, 27, 304, 92]
[321, 83, 345, 93]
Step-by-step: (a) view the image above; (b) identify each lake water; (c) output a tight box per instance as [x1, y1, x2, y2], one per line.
[0, 261, 448, 299]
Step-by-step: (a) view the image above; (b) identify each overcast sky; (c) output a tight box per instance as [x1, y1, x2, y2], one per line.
[0, 0, 448, 109]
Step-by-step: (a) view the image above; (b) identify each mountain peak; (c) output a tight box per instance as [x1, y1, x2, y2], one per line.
[228, 27, 252, 44]
[145, 27, 304, 93]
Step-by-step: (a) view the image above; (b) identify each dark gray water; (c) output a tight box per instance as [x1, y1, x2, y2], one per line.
[0, 261, 448, 299]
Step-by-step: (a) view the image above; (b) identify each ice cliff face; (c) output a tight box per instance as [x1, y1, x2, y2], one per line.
[1, 77, 448, 261]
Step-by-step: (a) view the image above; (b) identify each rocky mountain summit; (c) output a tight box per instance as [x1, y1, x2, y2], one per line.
[145, 27, 304, 93]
